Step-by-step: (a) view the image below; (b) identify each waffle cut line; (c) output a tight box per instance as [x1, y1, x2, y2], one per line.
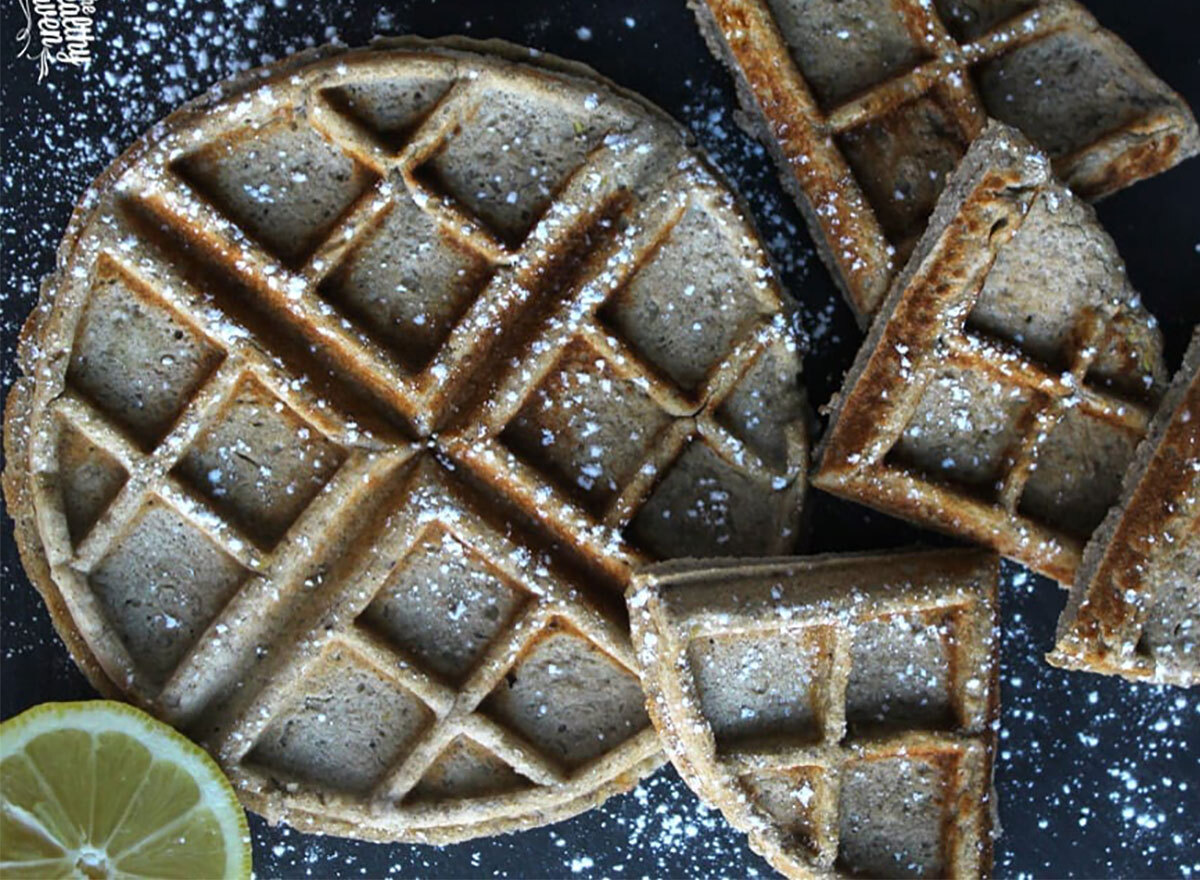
[628, 549, 1000, 878]
[2, 37, 809, 843]
[1050, 327, 1200, 687]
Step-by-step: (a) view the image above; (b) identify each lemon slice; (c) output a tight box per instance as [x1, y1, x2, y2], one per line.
[1, 701, 251, 879]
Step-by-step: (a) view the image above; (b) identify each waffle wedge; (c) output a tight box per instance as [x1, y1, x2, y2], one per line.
[691, 0, 1200, 321]
[813, 122, 1165, 585]
[1050, 327, 1200, 687]
[2, 37, 809, 843]
[628, 549, 1000, 878]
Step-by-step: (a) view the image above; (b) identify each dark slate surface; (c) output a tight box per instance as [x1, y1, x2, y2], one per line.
[2, 1, 1197, 877]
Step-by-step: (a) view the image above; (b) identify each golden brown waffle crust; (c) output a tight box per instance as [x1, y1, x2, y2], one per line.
[3, 35, 811, 843]
[690, 0, 1200, 322]
[1049, 328, 1200, 687]
[812, 122, 1162, 585]
[628, 549, 1001, 878]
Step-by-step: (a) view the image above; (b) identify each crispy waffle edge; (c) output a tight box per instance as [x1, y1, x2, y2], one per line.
[1048, 327, 1200, 687]
[687, 0, 893, 323]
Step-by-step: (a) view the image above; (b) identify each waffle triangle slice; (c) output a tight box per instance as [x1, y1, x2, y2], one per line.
[2, 38, 808, 843]
[690, 0, 1200, 320]
[813, 122, 1165, 585]
[628, 549, 1000, 878]
[1050, 328, 1200, 687]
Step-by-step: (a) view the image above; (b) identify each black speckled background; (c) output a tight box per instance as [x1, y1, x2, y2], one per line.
[2, 2, 1198, 877]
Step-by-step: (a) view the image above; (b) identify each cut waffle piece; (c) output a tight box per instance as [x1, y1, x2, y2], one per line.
[813, 122, 1165, 585]
[629, 549, 1000, 878]
[1050, 327, 1200, 687]
[690, 0, 1200, 320]
[1, 37, 809, 843]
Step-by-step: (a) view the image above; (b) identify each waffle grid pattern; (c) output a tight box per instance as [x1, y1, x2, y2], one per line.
[693, 0, 1200, 318]
[19, 45, 806, 841]
[629, 551, 999, 878]
[814, 150, 1158, 585]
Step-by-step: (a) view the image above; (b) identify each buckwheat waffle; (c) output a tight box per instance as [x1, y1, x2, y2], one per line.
[813, 122, 1165, 585]
[628, 549, 1000, 878]
[1, 37, 809, 843]
[1049, 327, 1200, 687]
[691, 0, 1200, 320]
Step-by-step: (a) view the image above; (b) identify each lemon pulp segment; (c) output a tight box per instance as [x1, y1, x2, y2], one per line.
[1, 701, 251, 879]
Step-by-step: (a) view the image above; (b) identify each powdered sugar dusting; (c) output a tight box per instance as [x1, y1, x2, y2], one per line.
[3, 1, 1198, 878]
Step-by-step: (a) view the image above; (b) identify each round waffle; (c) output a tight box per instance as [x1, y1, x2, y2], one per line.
[3, 37, 807, 842]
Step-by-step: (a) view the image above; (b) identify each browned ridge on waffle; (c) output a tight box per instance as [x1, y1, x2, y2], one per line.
[691, 0, 1200, 320]
[2, 38, 808, 842]
[814, 123, 1165, 586]
[629, 549, 1000, 879]
[1051, 328, 1200, 687]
